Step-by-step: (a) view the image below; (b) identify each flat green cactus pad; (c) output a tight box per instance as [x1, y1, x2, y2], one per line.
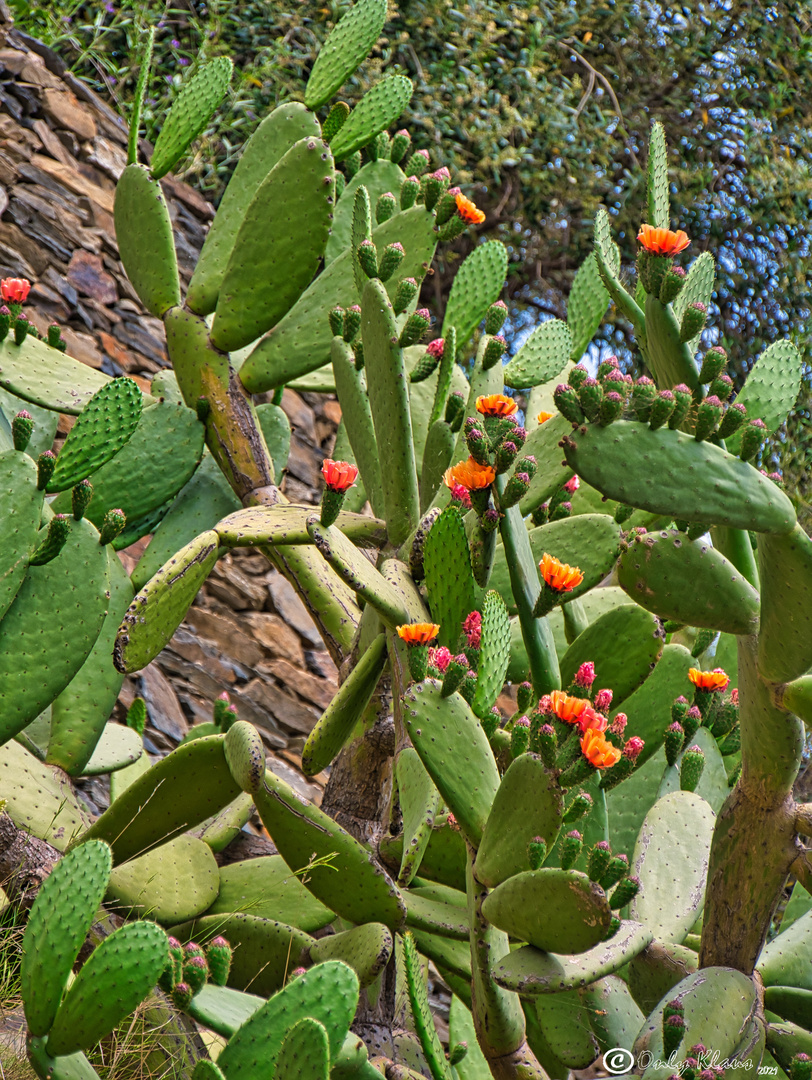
[192, 791, 255, 853]
[77, 722, 143, 777]
[187, 102, 321, 315]
[766, 1021, 812, 1071]
[215, 503, 384, 548]
[472, 590, 511, 717]
[326, 159, 406, 264]
[254, 767, 406, 931]
[47, 377, 142, 493]
[150, 56, 233, 179]
[395, 746, 440, 888]
[583, 974, 644, 1058]
[617, 529, 761, 636]
[757, 524, 812, 683]
[482, 868, 612, 954]
[404, 889, 469, 940]
[564, 420, 796, 535]
[309, 923, 393, 987]
[21, 839, 112, 1037]
[114, 164, 181, 317]
[302, 633, 387, 777]
[630, 790, 715, 945]
[423, 505, 477, 651]
[239, 206, 438, 391]
[106, 833, 218, 924]
[332, 336, 385, 518]
[211, 137, 335, 353]
[560, 604, 663, 706]
[672, 250, 714, 354]
[51, 400, 205, 534]
[216, 961, 359, 1078]
[330, 76, 413, 161]
[222, 720, 265, 794]
[131, 451, 240, 592]
[0, 388, 57, 458]
[567, 253, 609, 362]
[647, 120, 670, 228]
[47, 549, 134, 775]
[442, 241, 508, 350]
[0, 739, 90, 849]
[412, 929, 471, 981]
[516, 415, 575, 515]
[115, 529, 220, 675]
[0, 517, 109, 742]
[475, 753, 564, 888]
[758, 908, 812, 991]
[632, 967, 758, 1079]
[764, 987, 812, 1032]
[608, 643, 693, 766]
[534, 989, 598, 1069]
[0, 333, 110, 415]
[0, 450, 42, 622]
[185, 983, 264, 1039]
[402, 932, 454, 1080]
[46, 921, 169, 1057]
[77, 734, 241, 864]
[726, 339, 803, 453]
[173, 912, 314, 997]
[627, 940, 699, 1018]
[491, 921, 654, 995]
[491, 513, 622, 613]
[204, 854, 335, 932]
[276, 1017, 330, 1080]
[402, 679, 500, 848]
[504, 319, 573, 390]
[305, 0, 387, 108]
[380, 816, 467, 892]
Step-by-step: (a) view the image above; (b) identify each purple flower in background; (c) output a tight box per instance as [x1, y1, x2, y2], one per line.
[105, 1, 115, 12]
[171, 38, 181, 48]
[179, 57, 190, 65]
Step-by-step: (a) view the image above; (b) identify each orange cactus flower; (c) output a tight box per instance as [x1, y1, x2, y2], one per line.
[688, 667, 730, 692]
[580, 728, 622, 769]
[549, 690, 590, 724]
[455, 192, 486, 225]
[539, 553, 584, 593]
[476, 394, 518, 417]
[321, 459, 358, 492]
[537, 411, 554, 425]
[637, 224, 690, 257]
[0, 277, 30, 303]
[397, 623, 440, 646]
[444, 457, 496, 492]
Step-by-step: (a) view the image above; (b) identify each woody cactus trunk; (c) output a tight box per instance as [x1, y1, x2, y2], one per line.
[2, 3, 812, 1078]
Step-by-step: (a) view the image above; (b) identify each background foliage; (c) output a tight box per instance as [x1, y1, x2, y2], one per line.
[12, 0, 812, 522]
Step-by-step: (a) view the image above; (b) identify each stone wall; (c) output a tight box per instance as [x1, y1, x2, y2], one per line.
[0, 19, 339, 806]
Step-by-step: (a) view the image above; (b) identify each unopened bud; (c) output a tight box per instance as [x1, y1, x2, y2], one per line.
[71, 478, 93, 520]
[699, 345, 727, 383]
[739, 418, 766, 462]
[659, 264, 686, 304]
[587, 840, 613, 882]
[680, 744, 705, 792]
[483, 335, 507, 371]
[649, 389, 676, 430]
[206, 936, 232, 986]
[399, 308, 431, 348]
[11, 410, 33, 452]
[357, 239, 378, 279]
[322, 100, 350, 142]
[390, 129, 411, 164]
[600, 853, 629, 891]
[610, 874, 640, 909]
[717, 401, 747, 439]
[394, 276, 419, 315]
[375, 191, 397, 224]
[378, 242, 405, 282]
[37, 450, 56, 490]
[568, 364, 589, 390]
[694, 395, 723, 441]
[343, 304, 361, 342]
[679, 301, 707, 343]
[599, 390, 624, 426]
[578, 377, 603, 424]
[510, 715, 531, 758]
[670, 384, 693, 429]
[664, 721, 685, 766]
[528, 836, 547, 870]
[631, 376, 657, 422]
[405, 149, 430, 176]
[563, 790, 593, 823]
[554, 384, 585, 425]
[560, 830, 583, 870]
[99, 507, 126, 546]
[400, 175, 420, 210]
[485, 300, 508, 335]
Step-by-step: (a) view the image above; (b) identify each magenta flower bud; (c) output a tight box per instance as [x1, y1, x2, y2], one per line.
[463, 610, 482, 649]
[574, 661, 596, 688]
[594, 688, 613, 712]
[426, 338, 445, 358]
[563, 474, 580, 494]
[428, 645, 452, 673]
[623, 736, 644, 761]
[609, 711, 627, 736]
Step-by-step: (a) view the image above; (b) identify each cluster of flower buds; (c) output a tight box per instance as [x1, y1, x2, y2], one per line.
[0, 277, 66, 351]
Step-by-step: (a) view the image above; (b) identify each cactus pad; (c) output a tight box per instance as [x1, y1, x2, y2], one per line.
[309, 923, 393, 987]
[565, 420, 796, 535]
[114, 164, 181, 317]
[21, 839, 112, 1037]
[630, 790, 715, 945]
[395, 746, 440, 887]
[0, 333, 110, 415]
[481, 868, 612, 954]
[210, 138, 335, 353]
[725, 340, 803, 453]
[423, 506, 476, 650]
[0, 739, 90, 849]
[254, 767, 406, 930]
[115, 529, 220, 674]
[46, 921, 169, 1057]
[492, 921, 654, 995]
[560, 604, 663, 705]
[609, 643, 693, 765]
[331, 338, 385, 516]
[442, 241, 508, 350]
[567, 253, 610, 363]
[472, 591, 511, 717]
[647, 120, 670, 230]
[216, 961, 359, 1077]
[330, 76, 413, 161]
[185, 983, 264, 1039]
[187, 102, 321, 314]
[475, 753, 564, 887]
[205, 855, 335, 933]
[757, 524, 812, 683]
[150, 57, 233, 179]
[47, 378, 142, 493]
[0, 517, 109, 742]
[672, 251, 714, 352]
[617, 529, 761, 636]
[276, 1017, 330, 1080]
[106, 834, 219, 924]
[516, 414, 576, 515]
[0, 450, 43, 621]
[305, 0, 387, 108]
[325, 159, 405, 264]
[402, 679, 500, 848]
[503, 320, 573, 390]
[534, 989, 598, 1068]
[77, 722, 143, 777]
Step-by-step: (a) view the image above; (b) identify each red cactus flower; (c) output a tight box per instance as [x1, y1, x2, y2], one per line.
[322, 459, 358, 492]
[463, 610, 482, 649]
[637, 224, 690, 256]
[455, 192, 486, 225]
[1, 278, 30, 303]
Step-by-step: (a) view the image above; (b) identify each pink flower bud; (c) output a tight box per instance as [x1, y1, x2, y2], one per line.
[463, 610, 482, 649]
[428, 646, 452, 673]
[563, 474, 580, 494]
[450, 483, 472, 509]
[574, 661, 596, 688]
[426, 338, 445, 358]
[623, 736, 645, 761]
[609, 712, 627, 736]
[594, 688, 613, 712]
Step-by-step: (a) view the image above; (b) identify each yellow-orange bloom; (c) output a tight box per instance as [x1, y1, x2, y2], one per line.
[688, 668, 730, 692]
[444, 457, 496, 492]
[580, 728, 622, 769]
[536, 411, 554, 425]
[455, 192, 486, 225]
[397, 623, 440, 646]
[549, 690, 589, 724]
[637, 224, 690, 257]
[539, 553, 584, 593]
[477, 394, 518, 418]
